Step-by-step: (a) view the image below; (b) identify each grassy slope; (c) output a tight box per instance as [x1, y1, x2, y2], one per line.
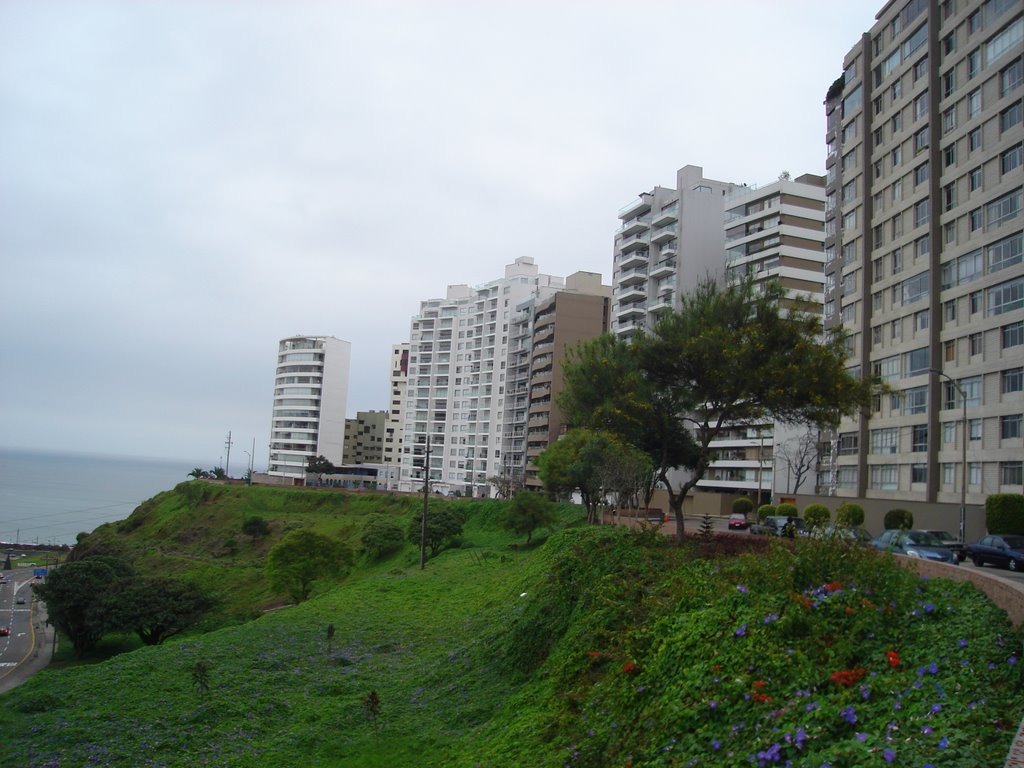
[2, 485, 1023, 767]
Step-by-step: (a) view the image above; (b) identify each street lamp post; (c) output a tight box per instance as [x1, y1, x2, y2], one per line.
[931, 368, 967, 544]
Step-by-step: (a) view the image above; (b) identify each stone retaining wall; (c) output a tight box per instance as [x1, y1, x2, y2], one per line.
[893, 555, 1024, 627]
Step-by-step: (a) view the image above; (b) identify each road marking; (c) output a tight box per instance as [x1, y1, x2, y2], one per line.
[0, 662, 15, 667]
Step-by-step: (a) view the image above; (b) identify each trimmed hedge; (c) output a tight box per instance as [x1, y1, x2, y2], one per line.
[884, 508, 914, 530]
[732, 497, 754, 517]
[836, 502, 865, 528]
[757, 504, 777, 522]
[776, 502, 798, 518]
[985, 493, 1024, 534]
[803, 503, 831, 528]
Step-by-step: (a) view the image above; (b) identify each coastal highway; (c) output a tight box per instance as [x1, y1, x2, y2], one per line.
[0, 567, 54, 693]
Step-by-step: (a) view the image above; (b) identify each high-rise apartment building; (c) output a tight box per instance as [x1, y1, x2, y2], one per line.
[343, 410, 387, 465]
[381, 343, 410, 489]
[612, 165, 740, 339]
[822, 0, 1023, 515]
[499, 272, 611, 490]
[702, 174, 827, 501]
[268, 335, 351, 479]
[398, 257, 564, 496]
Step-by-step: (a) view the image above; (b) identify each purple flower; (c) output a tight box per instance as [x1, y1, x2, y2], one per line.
[930, 703, 942, 713]
[734, 624, 748, 637]
[709, 700, 717, 709]
[711, 739, 721, 750]
[737, 585, 748, 593]
[855, 733, 867, 742]
[883, 748, 896, 763]
[920, 725, 933, 735]
[958, 638, 968, 648]
[923, 602, 935, 613]
[841, 706, 857, 725]
[763, 613, 780, 624]
[805, 701, 820, 712]
[938, 737, 949, 749]
[1010, 655, 1018, 666]
[928, 661, 938, 674]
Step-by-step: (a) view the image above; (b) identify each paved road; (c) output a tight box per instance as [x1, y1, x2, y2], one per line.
[0, 568, 55, 694]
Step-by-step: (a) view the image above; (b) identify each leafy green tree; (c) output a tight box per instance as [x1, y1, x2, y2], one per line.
[306, 455, 337, 485]
[242, 515, 270, 542]
[985, 493, 1024, 534]
[502, 491, 556, 545]
[361, 516, 405, 559]
[34, 559, 122, 657]
[105, 577, 216, 645]
[600, 443, 658, 512]
[732, 497, 754, 518]
[757, 504, 777, 522]
[776, 502, 798, 518]
[265, 529, 353, 603]
[406, 505, 464, 557]
[884, 508, 914, 530]
[836, 502, 865, 527]
[187, 467, 210, 480]
[536, 429, 622, 524]
[803, 503, 831, 529]
[210, 467, 227, 480]
[559, 278, 875, 539]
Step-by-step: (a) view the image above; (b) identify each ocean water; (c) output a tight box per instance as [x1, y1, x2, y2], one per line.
[0, 449, 199, 546]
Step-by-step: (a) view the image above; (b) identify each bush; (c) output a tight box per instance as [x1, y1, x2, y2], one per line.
[883, 508, 914, 530]
[360, 516, 405, 559]
[985, 493, 1024, 534]
[776, 502, 798, 518]
[835, 502, 865, 527]
[802, 503, 831, 528]
[756, 504, 776, 522]
[502, 491, 556, 545]
[241, 515, 270, 542]
[731, 497, 754, 517]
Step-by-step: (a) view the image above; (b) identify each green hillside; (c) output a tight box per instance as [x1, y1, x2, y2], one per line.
[2, 484, 1022, 767]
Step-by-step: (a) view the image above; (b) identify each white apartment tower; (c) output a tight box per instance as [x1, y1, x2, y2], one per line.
[398, 257, 564, 496]
[268, 335, 351, 479]
[612, 165, 740, 339]
[822, 0, 1023, 519]
[701, 174, 827, 501]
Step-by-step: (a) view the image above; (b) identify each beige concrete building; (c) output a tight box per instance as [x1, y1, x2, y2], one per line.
[343, 410, 387, 465]
[817, 0, 1023, 538]
[381, 343, 409, 489]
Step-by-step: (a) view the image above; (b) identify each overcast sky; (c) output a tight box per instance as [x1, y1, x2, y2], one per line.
[0, 0, 881, 467]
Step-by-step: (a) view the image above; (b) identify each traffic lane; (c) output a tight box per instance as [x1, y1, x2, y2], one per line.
[959, 557, 1024, 586]
[0, 571, 38, 672]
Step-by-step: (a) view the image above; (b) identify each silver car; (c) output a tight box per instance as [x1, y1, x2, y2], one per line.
[872, 529, 958, 564]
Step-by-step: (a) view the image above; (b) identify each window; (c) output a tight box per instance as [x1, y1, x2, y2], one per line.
[838, 432, 859, 455]
[968, 88, 982, 117]
[873, 257, 885, 282]
[945, 338, 957, 362]
[1002, 101, 1023, 133]
[872, 291, 883, 312]
[842, 149, 858, 172]
[904, 347, 929, 375]
[911, 464, 928, 483]
[943, 421, 957, 444]
[945, 143, 958, 168]
[875, 355, 900, 383]
[892, 112, 903, 135]
[945, 299, 957, 322]
[873, 223, 884, 248]
[892, 214, 903, 238]
[904, 386, 928, 414]
[970, 165, 983, 191]
[1001, 414, 1023, 439]
[944, 220, 957, 244]
[1004, 144, 1023, 174]
[969, 462, 982, 484]
[842, 120, 858, 144]
[943, 69, 957, 99]
[968, 48, 981, 79]
[893, 178, 903, 202]
[914, 163, 929, 186]
[970, 332, 983, 355]
[970, 207, 984, 231]
[905, 22, 928, 58]
[872, 324, 882, 345]
[843, 241, 858, 265]
[915, 126, 930, 152]
[842, 271, 858, 293]
[914, 199, 930, 227]
[1002, 59, 1023, 95]
[1001, 461, 1023, 485]
[987, 189, 1022, 227]
[892, 146, 903, 167]
[1003, 367, 1024, 393]
[1003, 320, 1024, 348]
[912, 424, 928, 452]
[914, 90, 929, 119]
[986, 17, 1023, 67]
[943, 106, 956, 133]
[943, 463, 955, 485]
[892, 318, 902, 340]
[892, 248, 904, 274]
[871, 427, 899, 454]
[971, 290, 982, 314]
[843, 210, 857, 231]
[902, 271, 929, 304]
[988, 232, 1023, 272]
[842, 84, 863, 118]
[914, 309, 929, 331]
[963, 376, 983, 406]
[969, 127, 982, 151]
[915, 236, 930, 259]
[870, 464, 898, 489]
[842, 179, 857, 203]
[892, 78, 903, 100]
[837, 467, 858, 488]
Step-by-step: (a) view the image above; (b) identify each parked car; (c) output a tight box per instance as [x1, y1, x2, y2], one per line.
[920, 529, 966, 562]
[728, 513, 750, 530]
[966, 534, 1024, 571]
[750, 516, 809, 537]
[15, 596, 26, 604]
[872, 529, 958, 564]
[0, 627, 9, 636]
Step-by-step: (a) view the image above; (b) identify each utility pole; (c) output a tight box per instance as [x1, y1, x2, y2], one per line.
[420, 435, 431, 570]
[224, 431, 233, 477]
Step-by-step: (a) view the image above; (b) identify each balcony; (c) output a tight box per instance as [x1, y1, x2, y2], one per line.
[650, 224, 676, 245]
[618, 215, 651, 236]
[618, 286, 647, 303]
[660, 240, 677, 258]
[616, 302, 646, 322]
[652, 204, 679, 227]
[617, 266, 648, 287]
[619, 250, 649, 270]
[619, 232, 650, 254]
[618, 194, 653, 220]
[649, 292, 674, 313]
[649, 259, 676, 278]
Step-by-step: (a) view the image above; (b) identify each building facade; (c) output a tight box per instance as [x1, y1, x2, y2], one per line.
[268, 335, 351, 479]
[381, 343, 409, 489]
[822, 0, 1023, 510]
[612, 165, 740, 340]
[343, 410, 387, 465]
[398, 257, 564, 496]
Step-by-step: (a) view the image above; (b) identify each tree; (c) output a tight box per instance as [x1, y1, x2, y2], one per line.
[242, 515, 270, 542]
[210, 467, 227, 480]
[105, 577, 216, 645]
[502, 491, 556, 545]
[33, 559, 123, 657]
[406, 505, 464, 557]
[599, 443, 658, 512]
[536, 429, 623, 525]
[836, 502, 865, 527]
[985, 493, 1024, 534]
[559, 278, 875, 540]
[306, 455, 337, 486]
[803, 503, 831, 529]
[884, 509, 914, 530]
[487, 471, 520, 500]
[775, 428, 820, 495]
[732, 497, 754, 518]
[187, 467, 210, 480]
[265, 529, 353, 603]
[361, 516, 404, 559]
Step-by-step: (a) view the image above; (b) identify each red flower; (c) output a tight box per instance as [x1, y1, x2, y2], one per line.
[830, 668, 867, 686]
[886, 650, 900, 668]
[825, 581, 843, 592]
[752, 680, 767, 688]
[622, 661, 639, 674]
[752, 692, 772, 703]
[586, 651, 603, 658]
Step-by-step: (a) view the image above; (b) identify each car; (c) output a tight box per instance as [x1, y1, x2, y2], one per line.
[728, 513, 750, 530]
[920, 529, 966, 562]
[750, 516, 809, 537]
[872, 529, 958, 564]
[812, 523, 874, 546]
[965, 534, 1024, 571]
[0, 627, 9, 636]
[15, 596, 26, 604]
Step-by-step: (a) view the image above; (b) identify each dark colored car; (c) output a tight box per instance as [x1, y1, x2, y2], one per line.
[872, 529, 958, 564]
[750, 516, 809, 537]
[966, 534, 1024, 571]
[920, 530, 966, 562]
[728, 513, 750, 530]
[15, 596, 26, 605]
